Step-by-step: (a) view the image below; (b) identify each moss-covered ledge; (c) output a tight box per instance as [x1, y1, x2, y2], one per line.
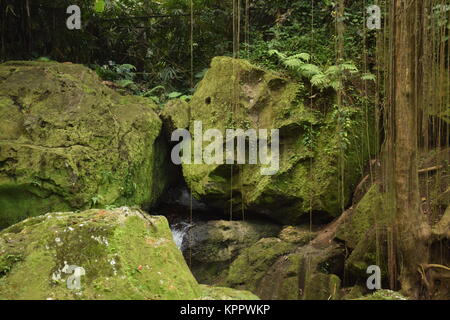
[0, 207, 258, 300]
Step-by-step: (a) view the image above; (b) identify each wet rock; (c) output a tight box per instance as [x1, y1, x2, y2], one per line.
[186, 220, 281, 284]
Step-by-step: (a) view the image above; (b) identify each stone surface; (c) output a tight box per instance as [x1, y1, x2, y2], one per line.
[186, 220, 281, 284]
[177, 56, 372, 224]
[225, 236, 344, 300]
[278, 226, 316, 245]
[335, 184, 390, 281]
[0, 207, 257, 300]
[0, 61, 170, 228]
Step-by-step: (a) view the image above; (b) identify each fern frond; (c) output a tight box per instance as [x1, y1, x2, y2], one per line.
[310, 73, 329, 88]
[361, 73, 376, 81]
[283, 58, 305, 69]
[289, 53, 311, 62]
[330, 80, 343, 91]
[268, 49, 287, 60]
[299, 64, 322, 77]
[324, 65, 340, 76]
[340, 63, 359, 73]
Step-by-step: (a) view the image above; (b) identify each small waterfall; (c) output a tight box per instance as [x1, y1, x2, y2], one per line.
[171, 222, 193, 251]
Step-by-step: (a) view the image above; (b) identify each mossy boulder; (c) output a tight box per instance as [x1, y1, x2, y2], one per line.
[225, 236, 344, 300]
[336, 184, 391, 281]
[278, 226, 316, 245]
[177, 56, 372, 224]
[341, 285, 366, 300]
[160, 99, 190, 139]
[357, 290, 408, 300]
[199, 285, 259, 300]
[0, 61, 170, 229]
[0, 207, 257, 300]
[226, 238, 296, 294]
[186, 220, 281, 284]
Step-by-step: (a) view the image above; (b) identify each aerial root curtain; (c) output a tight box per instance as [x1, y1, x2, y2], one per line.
[383, 0, 449, 297]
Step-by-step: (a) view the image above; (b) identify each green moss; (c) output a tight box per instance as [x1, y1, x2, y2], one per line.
[335, 184, 392, 281]
[226, 238, 295, 292]
[357, 290, 408, 300]
[0, 208, 255, 300]
[278, 226, 315, 245]
[0, 184, 72, 229]
[199, 285, 259, 300]
[0, 61, 170, 228]
[224, 237, 344, 300]
[179, 56, 372, 224]
[187, 220, 281, 285]
[336, 184, 389, 248]
[161, 99, 190, 132]
[302, 273, 341, 300]
[341, 286, 365, 300]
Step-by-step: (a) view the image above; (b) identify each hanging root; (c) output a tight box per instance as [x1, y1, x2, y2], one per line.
[418, 264, 450, 297]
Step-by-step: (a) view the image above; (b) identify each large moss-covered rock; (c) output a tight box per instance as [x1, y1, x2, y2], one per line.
[226, 238, 296, 294]
[225, 236, 344, 300]
[336, 184, 391, 281]
[186, 220, 281, 284]
[0, 207, 257, 300]
[0, 61, 170, 228]
[177, 56, 371, 224]
[161, 99, 190, 138]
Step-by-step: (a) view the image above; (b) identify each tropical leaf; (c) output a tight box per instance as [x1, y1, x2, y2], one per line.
[268, 49, 287, 60]
[168, 91, 183, 99]
[330, 80, 343, 91]
[310, 73, 329, 88]
[94, 0, 106, 13]
[324, 65, 340, 76]
[299, 64, 322, 77]
[289, 53, 311, 62]
[283, 58, 305, 69]
[340, 63, 359, 73]
[117, 79, 134, 87]
[361, 73, 377, 81]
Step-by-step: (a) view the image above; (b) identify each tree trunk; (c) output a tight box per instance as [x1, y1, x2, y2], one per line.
[391, 0, 431, 297]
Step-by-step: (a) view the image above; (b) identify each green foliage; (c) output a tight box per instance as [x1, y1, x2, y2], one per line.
[269, 49, 370, 92]
[1, 0, 380, 110]
[0, 254, 23, 277]
[329, 105, 361, 152]
[93, 61, 192, 106]
[94, 0, 106, 13]
[91, 195, 105, 207]
[300, 122, 320, 150]
[95, 62, 136, 82]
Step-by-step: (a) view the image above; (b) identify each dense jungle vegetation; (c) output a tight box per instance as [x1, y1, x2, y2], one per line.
[0, 0, 376, 100]
[0, 0, 449, 301]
